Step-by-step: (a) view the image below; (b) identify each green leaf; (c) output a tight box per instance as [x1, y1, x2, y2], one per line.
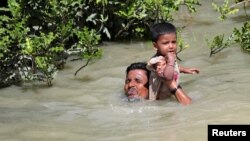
[0, 7, 9, 12]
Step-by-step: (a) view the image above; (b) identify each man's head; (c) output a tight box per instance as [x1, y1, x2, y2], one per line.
[124, 62, 150, 100]
[150, 22, 177, 57]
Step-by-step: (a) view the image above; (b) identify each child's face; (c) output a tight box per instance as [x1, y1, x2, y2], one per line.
[153, 33, 177, 57]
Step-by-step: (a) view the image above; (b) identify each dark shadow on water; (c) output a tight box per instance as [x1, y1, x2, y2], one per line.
[74, 75, 95, 82]
[230, 14, 250, 23]
[19, 81, 51, 94]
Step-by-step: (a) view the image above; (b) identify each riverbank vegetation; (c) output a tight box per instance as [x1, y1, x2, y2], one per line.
[0, 0, 201, 87]
[0, 0, 249, 88]
[207, 0, 249, 57]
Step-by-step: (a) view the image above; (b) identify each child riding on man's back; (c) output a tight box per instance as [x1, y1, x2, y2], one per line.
[147, 22, 200, 105]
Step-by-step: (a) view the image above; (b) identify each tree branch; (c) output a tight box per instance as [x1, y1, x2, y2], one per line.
[74, 59, 91, 76]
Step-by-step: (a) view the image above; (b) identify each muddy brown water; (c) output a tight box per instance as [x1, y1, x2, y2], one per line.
[1, 1, 250, 141]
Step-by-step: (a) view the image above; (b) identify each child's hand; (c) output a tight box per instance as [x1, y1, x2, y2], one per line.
[189, 68, 200, 74]
[180, 67, 200, 74]
[156, 60, 166, 75]
[165, 52, 176, 65]
[147, 56, 166, 72]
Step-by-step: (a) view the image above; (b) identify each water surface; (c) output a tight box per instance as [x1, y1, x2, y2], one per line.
[1, 1, 250, 141]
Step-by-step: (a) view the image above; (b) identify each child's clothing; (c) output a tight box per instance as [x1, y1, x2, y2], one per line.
[147, 56, 180, 100]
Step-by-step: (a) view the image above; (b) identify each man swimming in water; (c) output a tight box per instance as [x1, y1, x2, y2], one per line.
[124, 62, 150, 101]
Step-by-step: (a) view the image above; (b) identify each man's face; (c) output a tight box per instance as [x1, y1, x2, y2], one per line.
[124, 69, 148, 100]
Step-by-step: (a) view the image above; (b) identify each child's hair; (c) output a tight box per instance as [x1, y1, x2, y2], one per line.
[150, 22, 177, 42]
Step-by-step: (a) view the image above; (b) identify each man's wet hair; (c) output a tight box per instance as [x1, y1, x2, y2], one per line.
[126, 62, 150, 87]
[150, 22, 177, 42]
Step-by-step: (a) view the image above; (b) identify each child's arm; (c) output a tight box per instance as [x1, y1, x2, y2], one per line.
[147, 55, 175, 80]
[179, 66, 200, 74]
[161, 52, 175, 80]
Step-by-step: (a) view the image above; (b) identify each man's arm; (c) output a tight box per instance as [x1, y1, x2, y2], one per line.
[167, 81, 192, 105]
[174, 88, 192, 105]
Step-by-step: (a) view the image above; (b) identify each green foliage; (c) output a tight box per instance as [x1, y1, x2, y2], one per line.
[0, 0, 215, 88]
[71, 27, 102, 76]
[206, 34, 235, 57]
[212, 0, 239, 20]
[177, 29, 190, 53]
[114, 0, 201, 39]
[0, 0, 30, 87]
[3, 0, 247, 88]
[212, 0, 250, 20]
[1, 0, 202, 88]
[208, 0, 249, 57]
[206, 22, 250, 57]
[233, 22, 250, 52]
[0, 0, 102, 87]
[21, 32, 62, 86]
